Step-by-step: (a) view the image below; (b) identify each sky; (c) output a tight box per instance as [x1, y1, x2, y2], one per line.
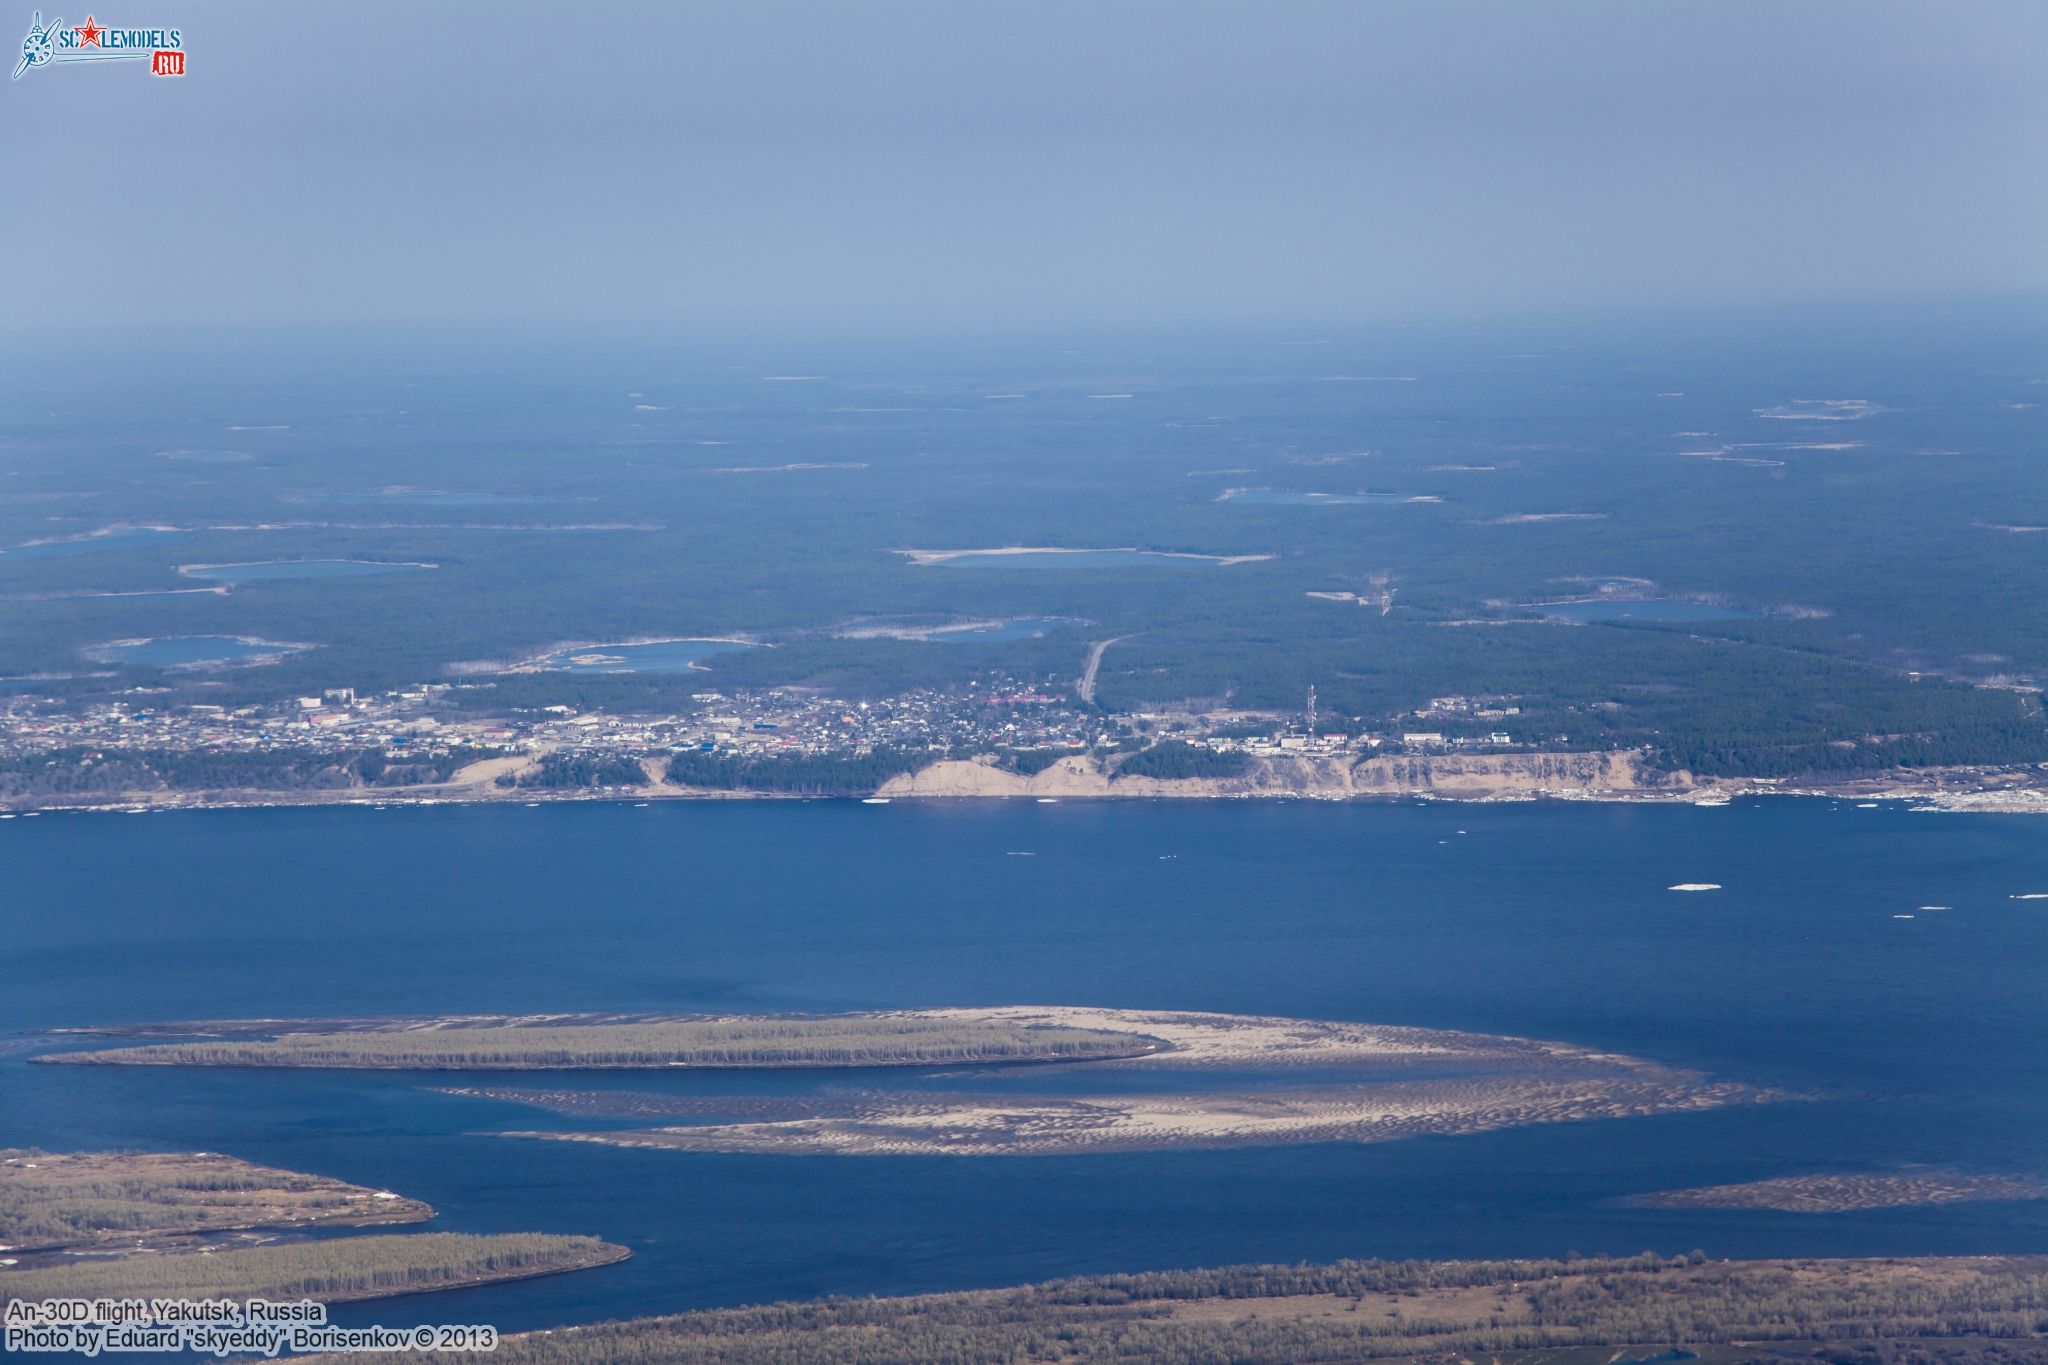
[2, 1, 2045, 333]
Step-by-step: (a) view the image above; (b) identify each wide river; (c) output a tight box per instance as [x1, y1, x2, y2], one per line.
[4, 798, 2046, 1334]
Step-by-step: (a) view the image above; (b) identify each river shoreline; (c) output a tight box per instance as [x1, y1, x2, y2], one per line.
[0, 786, 1814, 813]
[6, 756, 2048, 816]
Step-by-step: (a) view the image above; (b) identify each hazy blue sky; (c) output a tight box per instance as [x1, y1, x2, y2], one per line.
[3, 1, 2044, 332]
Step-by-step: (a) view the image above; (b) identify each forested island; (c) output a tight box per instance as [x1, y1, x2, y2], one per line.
[0, 1149, 432, 1251]
[39, 1012, 1170, 1070]
[2, 1232, 625, 1304]
[35, 1007, 1764, 1156]
[0, 1149, 625, 1307]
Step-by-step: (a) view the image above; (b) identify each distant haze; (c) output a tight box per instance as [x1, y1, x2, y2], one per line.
[3, 0, 2044, 331]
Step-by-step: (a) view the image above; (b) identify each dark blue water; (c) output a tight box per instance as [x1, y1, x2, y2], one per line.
[3, 800, 2046, 1335]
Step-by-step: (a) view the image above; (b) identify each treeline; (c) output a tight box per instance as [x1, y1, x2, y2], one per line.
[144, 747, 483, 789]
[1116, 740, 1250, 781]
[509, 752, 648, 788]
[0, 1232, 623, 1303]
[0, 747, 483, 798]
[344, 1252, 2048, 1365]
[664, 748, 930, 795]
[1094, 622, 2048, 780]
[1657, 706, 2048, 778]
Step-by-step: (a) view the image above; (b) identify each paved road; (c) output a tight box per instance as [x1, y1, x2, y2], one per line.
[1078, 635, 1131, 704]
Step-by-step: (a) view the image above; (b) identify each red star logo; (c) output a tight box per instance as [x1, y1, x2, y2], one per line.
[75, 16, 102, 46]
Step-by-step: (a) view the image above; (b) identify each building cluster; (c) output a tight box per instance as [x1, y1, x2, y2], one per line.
[521, 676, 1121, 761]
[0, 684, 499, 764]
[0, 673, 1124, 771]
[0, 670, 1525, 781]
[1391, 694, 1526, 748]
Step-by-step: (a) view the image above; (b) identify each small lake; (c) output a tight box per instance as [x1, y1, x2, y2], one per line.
[841, 618, 1086, 643]
[84, 635, 311, 668]
[1540, 599, 1759, 623]
[4, 528, 188, 559]
[532, 639, 756, 673]
[1223, 491, 1437, 506]
[915, 550, 1255, 570]
[179, 559, 435, 583]
[288, 492, 549, 506]
[928, 618, 1085, 643]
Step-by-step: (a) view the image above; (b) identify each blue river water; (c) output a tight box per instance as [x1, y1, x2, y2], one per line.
[2, 798, 2045, 1336]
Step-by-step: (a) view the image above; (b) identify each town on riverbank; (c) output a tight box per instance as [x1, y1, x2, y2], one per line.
[7, 669, 2048, 812]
